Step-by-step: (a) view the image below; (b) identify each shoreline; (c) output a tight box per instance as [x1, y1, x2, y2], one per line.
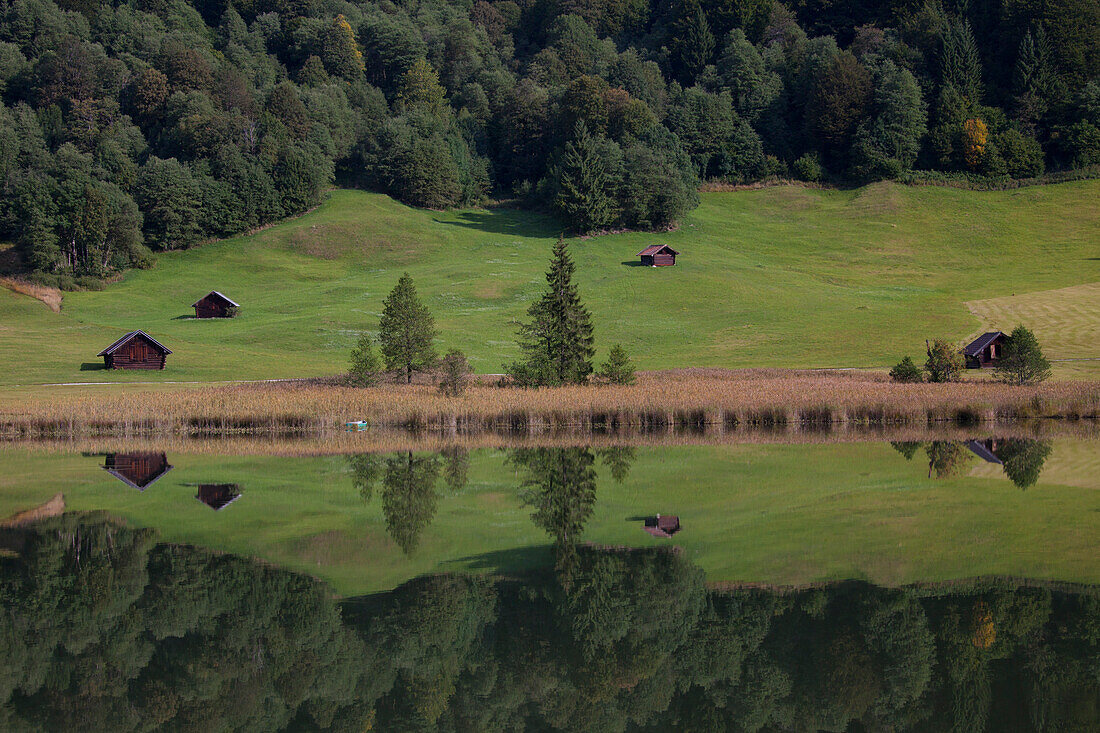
[3, 369, 1098, 439]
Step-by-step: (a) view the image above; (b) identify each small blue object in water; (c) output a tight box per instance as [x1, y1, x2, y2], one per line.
[345, 421, 369, 431]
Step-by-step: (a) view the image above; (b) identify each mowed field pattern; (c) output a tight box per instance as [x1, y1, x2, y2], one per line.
[1, 180, 1098, 386]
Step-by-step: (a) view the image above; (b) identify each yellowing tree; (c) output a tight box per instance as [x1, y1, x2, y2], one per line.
[322, 14, 364, 80]
[962, 118, 988, 170]
[397, 58, 447, 115]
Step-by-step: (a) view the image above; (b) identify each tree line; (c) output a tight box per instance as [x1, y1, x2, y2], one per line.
[2, 512, 1098, 731]
[1, 0, 1098, 284]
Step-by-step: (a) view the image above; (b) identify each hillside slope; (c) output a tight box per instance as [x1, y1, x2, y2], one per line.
[1, 181, 1098, 386]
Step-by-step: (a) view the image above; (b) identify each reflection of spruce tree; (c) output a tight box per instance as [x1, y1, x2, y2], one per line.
[381, 452, 441, 555]
[440, 446, 469, 493]
[348, 453, 384, 501]
[597, 446, 636, 483]
[996, 439, 1052, 489]
[890, 441, 923, 461]
[925, 441, 972, 479]
[510, 447, 598, 548]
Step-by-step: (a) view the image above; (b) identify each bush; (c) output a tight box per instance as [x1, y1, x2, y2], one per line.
[348, 333, 382, 387]
[924, 340, 963, 382]
[889, 356, 923, 383]
[793, 153, 823, 181]
[596, 344, 636, 385]
[438, 349, 473, 396]
[995, 325, 1051, 385]
[997, 129, 1044, 178]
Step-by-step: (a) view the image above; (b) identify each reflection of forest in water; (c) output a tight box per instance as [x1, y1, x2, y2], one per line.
[1, 513, 1097, 732]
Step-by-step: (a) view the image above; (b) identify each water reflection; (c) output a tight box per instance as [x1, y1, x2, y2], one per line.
[892, 438, 1052, 488]
[101, 451, 173, 490]
[2, 514, 1097, 732]
[195, 483, 241, 510]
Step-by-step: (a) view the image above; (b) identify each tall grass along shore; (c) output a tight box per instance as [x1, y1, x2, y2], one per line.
[4, 370, 1098, 439]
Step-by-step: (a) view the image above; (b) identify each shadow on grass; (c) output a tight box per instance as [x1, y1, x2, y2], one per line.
[447, 545, 553, 574]
[79, 362, 105, 371]
[621, 260, 647, 267]
[440, 208, 563, 239]
[171, 314, 195, 320]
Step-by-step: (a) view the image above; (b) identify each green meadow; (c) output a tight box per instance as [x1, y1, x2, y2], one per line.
[1, 180, 1098, 386]
[2, 440, 1097, 596]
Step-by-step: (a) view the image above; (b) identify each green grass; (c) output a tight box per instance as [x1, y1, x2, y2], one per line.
[2, 181, 1098, 386]
[2, 440, 1097, 596]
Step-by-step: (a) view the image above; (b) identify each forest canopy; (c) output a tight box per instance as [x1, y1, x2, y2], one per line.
[1, 0, 1098, 282]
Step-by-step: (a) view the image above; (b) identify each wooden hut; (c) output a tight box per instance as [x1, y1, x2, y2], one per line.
[192, 291, 240, 318]
[196, 483, 242, 510]
[637, 244, 679, 267]
[97, 331, 172, 370]
[103, 452, 173, 490]
[963, 331, 1007, 369]
[643, 514, 681, 538]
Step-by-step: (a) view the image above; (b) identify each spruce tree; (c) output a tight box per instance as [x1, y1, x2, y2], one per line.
[596, 344, 636, 385]
[553, 121, 615, 233]
[378, 273, 438, 384]
[349, 333, 382, 386]
[509, 237, 595, 387]
[995, 326, 1051, 385]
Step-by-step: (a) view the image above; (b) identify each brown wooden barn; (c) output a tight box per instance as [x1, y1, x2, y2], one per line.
[192, 291, 239, 318]
[103, 452, 173, 490]
[964, 331, 1007, 369]
[643, 514, 681, 538]
[97, 331, 171, 370]
[637, 244, 679, 267]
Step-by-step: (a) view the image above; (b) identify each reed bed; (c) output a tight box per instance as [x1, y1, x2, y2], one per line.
[10, 411, 1098, 457]
[3, 369, 1098, 440]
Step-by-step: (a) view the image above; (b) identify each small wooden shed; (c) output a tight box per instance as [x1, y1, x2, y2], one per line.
[192, 291, 239, 318]
[964, 331, 1007, 369]
[637, 244, 679, 267]
[643, 514, 681, 538]
[103, 452, 173, 491]
[97, 331, 172, 370]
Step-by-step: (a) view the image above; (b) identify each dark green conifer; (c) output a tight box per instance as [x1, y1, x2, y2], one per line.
[509, 237, 595, 387]
[378, 273, 438, 384]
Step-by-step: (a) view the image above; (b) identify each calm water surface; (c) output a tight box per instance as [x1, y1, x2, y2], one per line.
[1, 437, 1098, 730]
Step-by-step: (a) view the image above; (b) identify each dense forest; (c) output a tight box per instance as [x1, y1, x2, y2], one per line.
[0, 0, 1097, 282]
[1, 512, 1098, 731]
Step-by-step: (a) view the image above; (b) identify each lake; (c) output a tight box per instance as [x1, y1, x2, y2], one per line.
[1, 434, 1098, 729]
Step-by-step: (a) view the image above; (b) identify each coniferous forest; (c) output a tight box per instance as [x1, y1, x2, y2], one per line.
[1, 0, 1098, 283]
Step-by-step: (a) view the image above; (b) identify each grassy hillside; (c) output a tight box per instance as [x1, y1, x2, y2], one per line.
[2, 181, 1098, 386]
[2, 441, 1097, 596]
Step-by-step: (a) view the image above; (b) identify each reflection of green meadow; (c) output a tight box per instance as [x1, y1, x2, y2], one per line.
[2, 440, 1098, 596]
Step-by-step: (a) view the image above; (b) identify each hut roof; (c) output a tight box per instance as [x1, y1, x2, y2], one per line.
[963, 332, 1006, 357]
[966, 440, 1004, 465]
[192, 290, 240, 307]
[196, 484, 242, 510]
[636, 244, 679, 257]
[97, 331, 173, 356]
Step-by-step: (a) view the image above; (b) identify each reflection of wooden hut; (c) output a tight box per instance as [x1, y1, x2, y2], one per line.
[97, 331, 172, 370]
[964, 332, 1007, 369]
[192, 291, 240, 318]
[643, 514, 681, 538]
[196, 483, 241, 510]
[966, 439, 1004, 464]
[104, 452, 172, 490]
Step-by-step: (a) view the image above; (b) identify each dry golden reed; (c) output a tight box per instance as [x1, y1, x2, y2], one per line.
[3, 369, 1098, 439]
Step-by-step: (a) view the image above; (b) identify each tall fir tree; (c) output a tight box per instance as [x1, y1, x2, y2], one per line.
[509, 236, 595, 386]
[553, 121, 616, 233]
[378, 273, 438, 383]
[940, 18, 982, 106]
